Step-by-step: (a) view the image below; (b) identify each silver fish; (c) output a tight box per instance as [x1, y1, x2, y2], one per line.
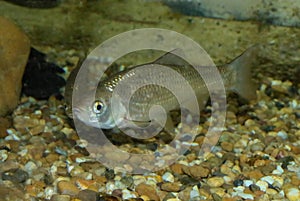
[65, 47, 257, 130]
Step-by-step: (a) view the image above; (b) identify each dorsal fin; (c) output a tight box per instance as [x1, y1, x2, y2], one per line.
[153, 49, 188, 66]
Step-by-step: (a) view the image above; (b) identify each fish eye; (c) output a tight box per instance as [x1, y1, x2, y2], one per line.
[92, 100, 104, 114]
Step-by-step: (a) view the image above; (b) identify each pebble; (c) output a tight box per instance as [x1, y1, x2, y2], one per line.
[50, 194, 71, 201]
[272, 165, 284, 175]
[122, 189, 137, 200]
[135, 183, 160, 201]
[285, 187, 300, 201]
[250, 142, 265, 152]
[232, 186, 254, 200]
[233, 179, 243, 187]
[243, 180, 254, 187]
[0, 150, 8, 162]
[162, 172, 175, 182]
[190, 185, 200, 199]
[207, 177, 224, 187]
[221, 141, 233, 152]
[182, 165, 210, 179]
[2, 168, 29, 183]
[24, 161, 38, 175]
[160, 182, 181, 192]
[57, 181, 80, 196]
[120, 176, 134, 188]
[77, 189, 98, 201]
[256, 180, 268, 192]
[170, 163, 183, 174]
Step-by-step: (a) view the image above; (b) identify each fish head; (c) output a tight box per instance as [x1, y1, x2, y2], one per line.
[73, 87, 127, 129]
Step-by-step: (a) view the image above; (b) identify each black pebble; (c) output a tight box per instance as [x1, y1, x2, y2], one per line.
[261, 125, 276, 132]
[105, 169, 115, 180]
[22, 48, 66, 99]
[233, 179, 244, 187]
[2, 168, 29, 183]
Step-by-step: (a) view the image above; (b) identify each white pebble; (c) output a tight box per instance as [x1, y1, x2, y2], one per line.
[256, 180, 268, 192]
[122, 189, 136, 200]
[162, 172, 175, 182]
[44, 187, 55, 200]
[106, 181, 116, 194]
[271, 80, 282, 86]
[0, 150, 8, 162]
[190, 185, 200, 198]
[243, 180, 254, 187]
[272, 165, 284, 175]
[261, 176, 274, 185]
[24, 161, 38, 175]
[232, 186, 254, 200]
[286, 188, 300, 201]
[277, 130, 288, 140]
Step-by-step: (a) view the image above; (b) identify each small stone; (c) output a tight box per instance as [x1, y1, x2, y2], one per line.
[75, 178, 96, 190]
[291, 175, 300, 186]
[50, 194, 71, 201]
[190, 185, 200, 198]
[250, 142, 265, 152]
[272, 165, 284, 175]
[57, 181, 80, 196]
[254, 159, 266, 167]
[233, 179, 244, 187]
[160, 182, 181, 192]
[98, 193, 119, 201]
[162, 172, 175, 182]
[221, 141, 233, 152]
[135, 183, 159, 201]
[266, 188, 277, 195]
[2, 168, 28, 183]
[285, 187, 300, 201]
[256, 180, 268, 192]
[120, 176, 134, 188]
[24, 161, 38, 175]
[77, 189, 98, 201]
[207, 177, 224, 187]
[183, 165, 210, 179]
[170, 163, 183, 174]
[245, 170, 263, 180]
[0, 150, 8, 162]
[249, 184, 260, 192]
[243, 180, 253, 187]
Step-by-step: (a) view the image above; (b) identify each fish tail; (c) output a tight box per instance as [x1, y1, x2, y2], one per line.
[229, 46, 258, 100]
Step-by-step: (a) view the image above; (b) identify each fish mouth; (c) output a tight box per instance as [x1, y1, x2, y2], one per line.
[72, 107, 116, 129]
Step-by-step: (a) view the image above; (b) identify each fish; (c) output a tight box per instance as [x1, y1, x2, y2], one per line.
[65, 47, 257, 130]
[163, 0, 300, 27]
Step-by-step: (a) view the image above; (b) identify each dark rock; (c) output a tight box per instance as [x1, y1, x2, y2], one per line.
[233, 179, 244, 187]
[2, 168, 29, 183]
[77, 189, 98, 201]
[120, 176, 134, 188]
[105, 169, 115, 180]
[22, 48, 65, 99]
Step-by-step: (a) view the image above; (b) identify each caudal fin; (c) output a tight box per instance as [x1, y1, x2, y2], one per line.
[229, 46, 258, 101]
